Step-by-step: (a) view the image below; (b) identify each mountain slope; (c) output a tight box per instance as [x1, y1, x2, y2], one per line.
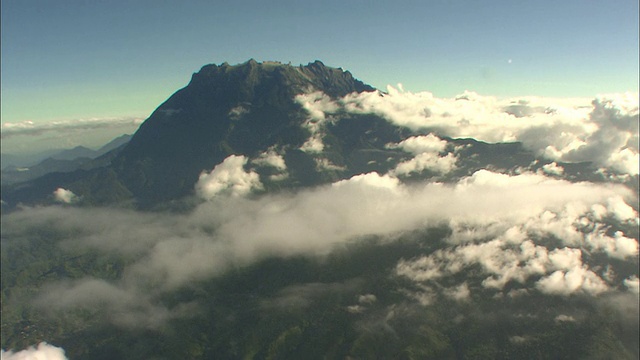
[1, 135, 132, 186]
[0, 60, 606, 208]
[111, 60, 376, 205]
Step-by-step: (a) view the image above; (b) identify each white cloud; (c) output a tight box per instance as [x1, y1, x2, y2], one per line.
[397, 239, 559, 291]
[391, 152, 457, 176]
[1, 117, 143, 139]
[52, 188, 78, 204]
[296, 87, 639, 175]
[295, 92, 338, 123]
[358, 294, 377, 304]
[314, 158, 345, 172]
[623, 276, 640, 294]
[560, 94, 640, 174]
[536, 267, 609, 296]
[388, 134, 448, 155]
[443, 283, 471, 301]
[585, 230, 639, 259]
[295, 92, 338, 154]
[3, 169, 637, 329]
[252, 149, 287, 171]
[228, 105, 250, 120]
[252, 149, 288, 180]
[395, 192, 637, 297]
[300, 134, 324, 153]
[541, 162, 564, 176]
[1, 342, 67, 360]
[195, 155, 263, 199]
[554, 314, 576, 323]
[385, 134, 457, 175]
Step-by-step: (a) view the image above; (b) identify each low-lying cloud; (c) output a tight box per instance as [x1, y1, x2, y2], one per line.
[296, 88, 639, 175]
[3, 166, 637, 328]
[195, 155, 263, 199]
[1, 342, 68, 360]
[0, 117, 144, 139]
[386, 134, 458, 176]
[53, 188, 78, 204]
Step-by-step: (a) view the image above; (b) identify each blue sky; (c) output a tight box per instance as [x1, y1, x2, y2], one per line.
[1, 0, 638, 149]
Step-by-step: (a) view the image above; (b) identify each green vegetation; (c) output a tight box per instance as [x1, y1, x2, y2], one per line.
[2, 221, 637, 359]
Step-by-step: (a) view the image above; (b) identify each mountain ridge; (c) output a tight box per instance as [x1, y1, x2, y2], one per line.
[0, 60, 607, 209]
[111, 60, 378, 205]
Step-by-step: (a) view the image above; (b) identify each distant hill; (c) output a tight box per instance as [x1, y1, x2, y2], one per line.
[1, 134, 132, 185]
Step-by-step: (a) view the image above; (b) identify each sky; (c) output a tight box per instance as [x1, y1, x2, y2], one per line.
[1, 0, 638, 153]
[1, 2, 639, 357]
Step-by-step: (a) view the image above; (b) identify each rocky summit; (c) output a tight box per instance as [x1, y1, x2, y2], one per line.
[112, 60, 377, 204]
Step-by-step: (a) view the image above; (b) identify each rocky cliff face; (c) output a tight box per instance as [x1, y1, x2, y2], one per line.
[109, 60, 379, 205]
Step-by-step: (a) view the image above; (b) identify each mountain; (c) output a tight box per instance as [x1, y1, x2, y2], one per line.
[1, 149, 70, 169]
[50, 146, 97, 161]
[1, 157, 93, 185]
[111, 59, 378, 205]
[3, 60, 385, 207]
[96, 134, 132, 156]
[0, 60, 607, 208]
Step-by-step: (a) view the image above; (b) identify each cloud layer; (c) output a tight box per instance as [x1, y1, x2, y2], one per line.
[195, 155, 263, 199]
[296, 88, 639, 175]
[3, 165, 637, 329]
[1, 117, 144, 139]
[1, 342, 67, 360]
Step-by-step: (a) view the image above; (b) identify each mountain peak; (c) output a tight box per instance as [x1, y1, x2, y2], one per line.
[188, 59, 374, 99]
[103, 60, 377, 205]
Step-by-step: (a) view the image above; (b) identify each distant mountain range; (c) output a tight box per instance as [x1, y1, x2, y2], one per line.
[1, 134, 132, 185]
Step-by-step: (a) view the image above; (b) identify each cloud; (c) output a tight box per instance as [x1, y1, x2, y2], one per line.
[536, 267, 609, 296]
[393, 169, 637, 298]
[295, 87, 639, 175]
[396, 239, 610, 297]
[624, 276, 640, 294]
[35, 278, 199, 329]
[228, 105, 250, 120]
[554, 314, 576, 322]
[252, 149, 287, 171]
[251, 149, 289, 180]
[2, 168, 637, 329]
[195, 155, 263, 199]
[0, 117, 144, 139]
[295, 92, 338, 153]
[386, 134, 458, 176]
[541, 162, 564, 176]
[585, 230, 639, 260]
[1, 342, 67, 360]
[300, 135, 325, 153]
[559, 94, 640, 174]
[358, 294, 377, 304]
[388, 134, 448, 154]
[52, 188, 78, 204]
[443, 283, 471, 302]
[391, 152, 457, 176]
